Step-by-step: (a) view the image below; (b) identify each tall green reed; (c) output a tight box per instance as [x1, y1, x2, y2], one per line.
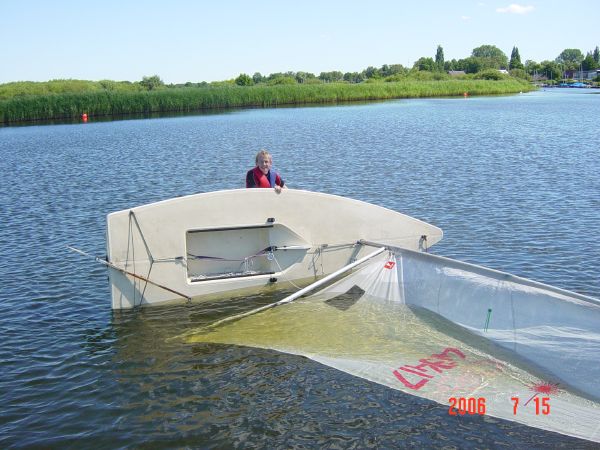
[0, 79, 534, 124]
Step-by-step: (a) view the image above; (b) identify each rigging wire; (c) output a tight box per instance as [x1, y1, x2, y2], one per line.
[203, 246, 387, 330]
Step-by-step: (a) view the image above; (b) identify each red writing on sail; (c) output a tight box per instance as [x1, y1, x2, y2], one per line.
[392, 347, 466, 390]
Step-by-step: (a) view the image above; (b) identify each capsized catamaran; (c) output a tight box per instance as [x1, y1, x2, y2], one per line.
[105, 189, 442, 309]
[105, 188, 600, 442]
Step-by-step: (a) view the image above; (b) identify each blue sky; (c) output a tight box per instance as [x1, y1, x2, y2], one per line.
[1, 1, 598, 84]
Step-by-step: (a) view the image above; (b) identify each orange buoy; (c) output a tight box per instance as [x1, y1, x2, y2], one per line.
[82, 113, 88, 122]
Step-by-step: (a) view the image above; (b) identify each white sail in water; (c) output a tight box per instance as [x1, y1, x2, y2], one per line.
[186, 247, 600, 443]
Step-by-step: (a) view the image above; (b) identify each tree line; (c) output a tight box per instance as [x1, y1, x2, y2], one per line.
[233, 44, 600, 86]
[416, 45, 599, 73]
[1, 43, 598, 101]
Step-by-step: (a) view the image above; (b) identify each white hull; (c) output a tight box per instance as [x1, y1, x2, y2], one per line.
[106, 189, 442, 309]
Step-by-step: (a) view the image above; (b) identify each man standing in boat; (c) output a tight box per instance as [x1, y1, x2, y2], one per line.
[246, 149, 287, 193]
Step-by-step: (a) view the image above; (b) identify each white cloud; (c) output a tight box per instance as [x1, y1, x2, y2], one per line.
[461, 15, 471, 21]
[496, 4, 534, 14]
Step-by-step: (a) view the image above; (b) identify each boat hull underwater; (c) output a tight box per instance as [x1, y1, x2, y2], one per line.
[106, 189, 600, 442]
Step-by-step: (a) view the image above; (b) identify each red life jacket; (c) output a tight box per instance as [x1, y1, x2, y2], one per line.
[252, 167, 277, 188]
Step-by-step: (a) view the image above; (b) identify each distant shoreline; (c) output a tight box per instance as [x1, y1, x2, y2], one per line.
[0, 79, 534, 126]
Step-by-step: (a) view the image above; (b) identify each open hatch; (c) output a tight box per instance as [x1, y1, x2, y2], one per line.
[186, 222, 310, 282]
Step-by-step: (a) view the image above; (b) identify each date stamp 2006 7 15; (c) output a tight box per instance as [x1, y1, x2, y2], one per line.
[447, 396, 552, 416]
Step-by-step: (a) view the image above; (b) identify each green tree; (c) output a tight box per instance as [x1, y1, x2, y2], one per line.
[252, 72, 264, 84]
[139, 75, 164, 91]
[444, 59, 459, 71]
[318, 71, 344, 82]
[471, 45, 508, 69]
[343, 72, 365, 83]
[235, 73, 254, 86]
[594, 46, 600, 64]
[387, 64, 406, 76]
[459, 56, 499, 73]
[295, 71, 316, 83]
[266, 72, 297, 84]
[435, 45, 445, 71]
[362, 66, 381, 79]
[414, 57, 435, 71]
[582, 53, 598, 71]
[378, 64, 404, 77]
[540, 60, 561, 82]
[555, 48, 584, 70]
[524, 59, 540, 75]
[509, 46, 524, 70]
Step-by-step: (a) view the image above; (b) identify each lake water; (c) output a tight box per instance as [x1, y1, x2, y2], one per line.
[1, 88, 599, 448]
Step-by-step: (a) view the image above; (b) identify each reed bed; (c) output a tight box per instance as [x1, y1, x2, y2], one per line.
[0, 79, 533, 124]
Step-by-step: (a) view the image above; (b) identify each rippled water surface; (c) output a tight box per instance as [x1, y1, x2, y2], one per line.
[1, 89, 599, 448]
